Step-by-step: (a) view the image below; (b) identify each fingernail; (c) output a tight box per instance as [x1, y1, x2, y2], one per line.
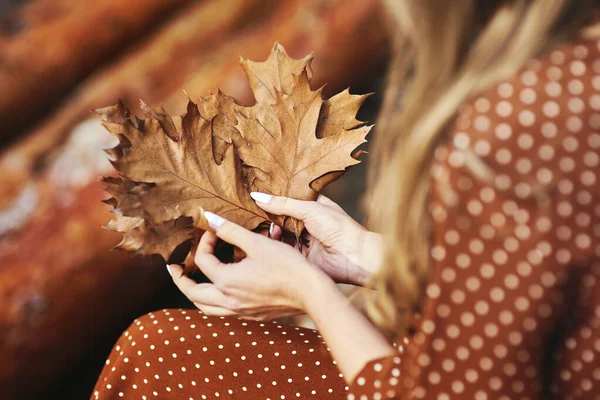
[250, 192, 272, 203]
[269, 222, 275, 236]
[166, 264, 172, 277]
[204, 211, 226, 229]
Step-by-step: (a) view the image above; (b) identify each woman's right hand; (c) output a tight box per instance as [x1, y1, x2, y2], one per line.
[249, 192, 383, 286]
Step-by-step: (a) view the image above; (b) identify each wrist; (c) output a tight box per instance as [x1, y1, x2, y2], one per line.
[358, 231, 384, 275]
[295, 267, 341, 314]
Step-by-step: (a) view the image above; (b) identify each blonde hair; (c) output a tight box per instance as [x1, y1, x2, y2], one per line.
[365, 0, 598, 340]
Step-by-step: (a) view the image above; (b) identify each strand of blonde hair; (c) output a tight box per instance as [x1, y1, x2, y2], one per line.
[363, 0, 591, 341]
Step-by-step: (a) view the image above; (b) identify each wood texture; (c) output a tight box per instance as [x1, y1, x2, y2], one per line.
[0, 186, 181, 399]
[0, 0, 194, 139]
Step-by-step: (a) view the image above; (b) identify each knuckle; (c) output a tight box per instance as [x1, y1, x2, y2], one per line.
[241, 234, 262, 251]
[220, 222, 235, 235]
[225, 224, 248, 244]
[300, 202, 321, 221]
[214, 278, 232, 294]
[194, 250, 206, 268]
[279, 196, 290, 210]
[196, 253, 220, 274]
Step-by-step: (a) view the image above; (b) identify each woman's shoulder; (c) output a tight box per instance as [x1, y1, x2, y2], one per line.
[447, 37, 600, 198]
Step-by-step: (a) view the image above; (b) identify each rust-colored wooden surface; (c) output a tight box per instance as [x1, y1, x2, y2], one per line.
[0, 0, 389, 398]
[0, 0, 195, 139]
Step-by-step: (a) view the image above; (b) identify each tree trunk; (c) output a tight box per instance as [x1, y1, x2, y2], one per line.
[0, 0, 195, 140]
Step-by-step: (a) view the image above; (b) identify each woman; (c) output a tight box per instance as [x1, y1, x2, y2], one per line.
[92, 0, 600, 398]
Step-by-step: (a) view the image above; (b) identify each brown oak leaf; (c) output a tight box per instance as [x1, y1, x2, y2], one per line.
[234, 69, 370, 236]
[100, 43, 370, 261]
[100, 99, 268, 261]
[105, 214, 194, 262]
[203, 43, 371, 237]
[310, 88, 372, 193]
[201, 43, 314, 160]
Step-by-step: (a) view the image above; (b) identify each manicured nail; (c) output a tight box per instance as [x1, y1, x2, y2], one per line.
[166, 264, 172, 277]
[204, 211, 226, 229]
[269, 222, 275, 236]
[250, 192, 272, 203]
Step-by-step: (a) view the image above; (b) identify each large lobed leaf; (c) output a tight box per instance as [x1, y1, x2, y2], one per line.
[101, 43, 371, 262]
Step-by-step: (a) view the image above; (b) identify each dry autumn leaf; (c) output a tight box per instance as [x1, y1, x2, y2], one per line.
[203, 43, 371, 236]
[99, 100, 269, 261]
[105, 214, 195, 262]
[101, 43, 370, 262]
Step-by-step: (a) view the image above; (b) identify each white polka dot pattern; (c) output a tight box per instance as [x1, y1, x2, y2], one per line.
[92, 310, 347, 399]
[348, 38, 600, 399]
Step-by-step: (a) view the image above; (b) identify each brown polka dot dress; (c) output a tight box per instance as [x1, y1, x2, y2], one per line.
[92, 37, 600, 399]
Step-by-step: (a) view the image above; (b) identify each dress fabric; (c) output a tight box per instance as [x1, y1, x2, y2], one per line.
[92, 38, 600, 400]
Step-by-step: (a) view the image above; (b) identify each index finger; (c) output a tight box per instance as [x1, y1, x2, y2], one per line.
[249, 193, 320, 220]
[203, 211, 264, 255]
[193, 231, 232, 283]
[197, 230, 218, 256]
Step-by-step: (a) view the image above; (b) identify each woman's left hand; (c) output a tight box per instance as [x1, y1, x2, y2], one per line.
[168, 211, 331, 321]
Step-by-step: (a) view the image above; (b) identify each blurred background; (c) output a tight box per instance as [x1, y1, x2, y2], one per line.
[0, 0, 391, 398]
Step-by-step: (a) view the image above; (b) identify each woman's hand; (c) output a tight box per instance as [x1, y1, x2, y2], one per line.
[169, 211, 395, 383]
[168, 211, 333, 320]
[250, 192, 383, 286]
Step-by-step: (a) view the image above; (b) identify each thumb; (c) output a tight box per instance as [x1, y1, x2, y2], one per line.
[250, 192, 320, 220]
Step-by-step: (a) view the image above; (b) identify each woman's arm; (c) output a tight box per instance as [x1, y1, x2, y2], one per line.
[299, 270, 395, 383]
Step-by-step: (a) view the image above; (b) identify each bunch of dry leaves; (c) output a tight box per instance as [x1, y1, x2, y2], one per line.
[99, 43, 371, 268]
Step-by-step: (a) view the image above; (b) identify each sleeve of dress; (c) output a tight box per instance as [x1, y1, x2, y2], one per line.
[349, 39, 600, 400]
[347, 343, 407, 400]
